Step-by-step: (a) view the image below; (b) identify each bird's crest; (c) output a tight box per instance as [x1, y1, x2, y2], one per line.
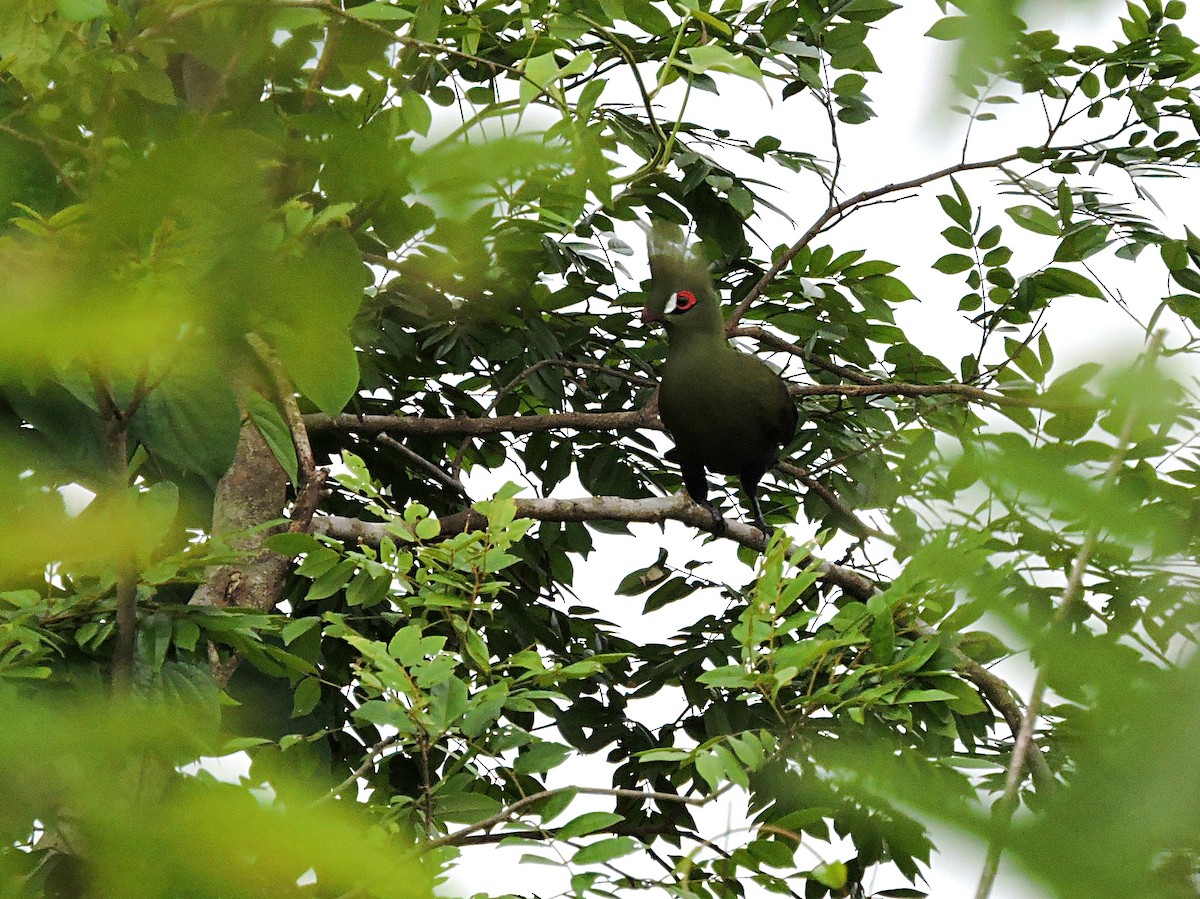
[646, 221, 711, 288]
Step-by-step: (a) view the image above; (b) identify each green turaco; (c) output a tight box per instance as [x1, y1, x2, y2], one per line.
[642, 224, 798, 534]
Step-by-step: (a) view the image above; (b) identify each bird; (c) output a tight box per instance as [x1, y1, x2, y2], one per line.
[641, 224, 798, 535]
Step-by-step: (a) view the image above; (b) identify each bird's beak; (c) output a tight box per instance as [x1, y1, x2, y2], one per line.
[641, 308, 663, 325]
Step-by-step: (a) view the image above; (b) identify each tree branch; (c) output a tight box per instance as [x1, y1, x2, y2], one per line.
[246, 333, 327, 538]
[376, 433, 469, 499]
[247, 333, 316, 480]
[92, 374, 150, 694]
[775, 461, 891, 543]
[732, 326, 878, 385]
[956, 654, 1054, 790]
[316, 493, 1051, 821]
[305, 406, 661, 438]
[313, 493, 878, 601]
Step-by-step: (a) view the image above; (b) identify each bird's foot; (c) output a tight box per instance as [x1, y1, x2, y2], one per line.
[703, 503, 727, 537]
[751, 517, 773, 538]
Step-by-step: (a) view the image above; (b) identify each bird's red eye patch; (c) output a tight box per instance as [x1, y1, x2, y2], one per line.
[669, 290, 697, 314]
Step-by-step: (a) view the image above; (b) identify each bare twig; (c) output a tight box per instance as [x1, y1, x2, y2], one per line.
[775, 461, 891, 543]
[725, 152, 1026, 330]
[318, 735, 403, 804]
[731, 326, 879, 384]
[377, 433, 469, 498]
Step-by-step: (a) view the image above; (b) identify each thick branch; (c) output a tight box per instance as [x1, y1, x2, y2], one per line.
[305, 407, 661, 438]
[957, 655, 1053, 790]
[190, 422, 290, 613]
[314, 493, 877, 601]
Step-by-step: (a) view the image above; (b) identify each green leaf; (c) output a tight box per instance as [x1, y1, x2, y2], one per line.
[1170, 268, 1200, 293]
[264, 532, 324, 556]
[694, 750, 724, 791]
[520, 52, 561, 107]
[571, 837, 638, 865]
[412, 0, 442, 41]
[244, 390, 298, 485]
[173, 619, 200, 652]
[937, 193, 971, 229]
[282, 617, 322, 646]
[513, 742, 573, 774]
[277, 330, 360, 418]
[812, 861, 849, 888]
[1161, 239, 1189, 271]
[934, 253, 974, 274]
[616, 556, 668, 595]
[415, 517, 440, 541]
[643, 577, 699, 612]
[895, 688, 959, 703]
[131, 366, 241, 487]
[556, 812, 624, 840]
[697, 665, 756, 688]
[748, 838, 796, 867]
[941, 226, 974, 249]
[56, 0, 109, 21]
[681, 46, 766, 88]
[870, 610, 895, 663]
[1006, 205, 1061, 236]
[1034, 267, 1103, 299]
[292, 677, 321, 717]
[926, 16, 969, 39]
[402, 93, 432, 136]
[429, 676, 469, 730]
[347, 1, 413, 20]
[306, 559, 357, 600]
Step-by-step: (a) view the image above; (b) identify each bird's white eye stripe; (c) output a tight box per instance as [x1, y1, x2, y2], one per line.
[665, 290, 697, 314]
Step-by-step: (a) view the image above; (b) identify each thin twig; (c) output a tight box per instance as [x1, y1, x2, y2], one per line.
[317, 735, 403, 803]
[377, 433, 469, 499]
[775, 461, 891, 543]
[725, 152, 1027, 330]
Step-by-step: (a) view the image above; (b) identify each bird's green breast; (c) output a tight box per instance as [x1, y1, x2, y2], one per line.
[658, 344, 795, 475]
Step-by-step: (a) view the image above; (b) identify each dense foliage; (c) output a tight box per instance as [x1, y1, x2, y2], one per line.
[3, 0, 1200, 896]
